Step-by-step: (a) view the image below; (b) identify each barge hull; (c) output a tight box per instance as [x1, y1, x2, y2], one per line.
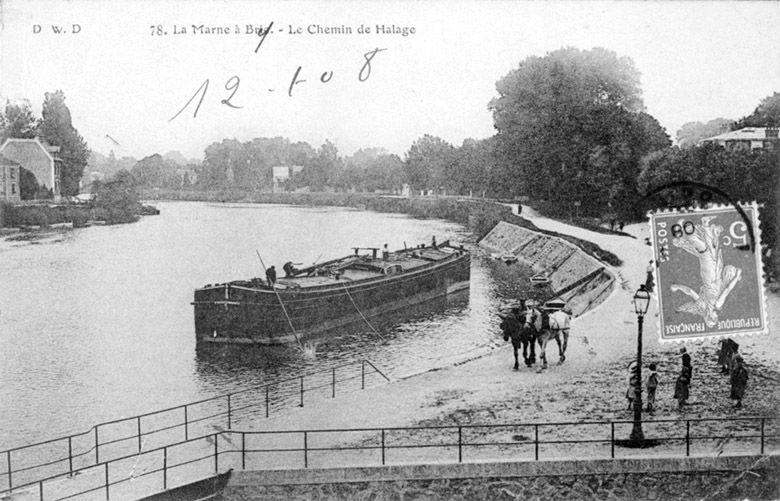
[194, 252, 470, 345]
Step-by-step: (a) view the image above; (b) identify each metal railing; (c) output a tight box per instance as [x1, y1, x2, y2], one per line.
[0, 359, 389, 493]
[1, 416, 776, 500]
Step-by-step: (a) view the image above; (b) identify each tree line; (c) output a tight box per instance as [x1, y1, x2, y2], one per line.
[3, 51, 775, 278]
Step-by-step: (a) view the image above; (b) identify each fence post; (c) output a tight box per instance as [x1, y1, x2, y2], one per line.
[214, 434, 219, 473]
[381, 429, 385, 465]
[303, 432, 308, 469]
[68, 436, 74, 476]
[362, 361, 366, 390]
[534, 424, 539, 461]
[300, 377, 304, 407]
[458, 427, 463, 463]
[163, 447, 167, 490]
[332, 368, 336, 398]
[95, 426, 100, 464]
[7, 450, 12, 491]
[685, 420, 690, 457]
[227, 394, 232, 429]
[761, 418, 765, 455]
[184, 406, 189, 441]
[242, 433, 246, 470]
[137, 417, 142, 453]
[265, 386, 270, 418]
[610, 422, 615, 459]
[104, 462, 109, 501]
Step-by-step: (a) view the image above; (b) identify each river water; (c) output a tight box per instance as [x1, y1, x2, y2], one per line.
[0, 201, 529, 450]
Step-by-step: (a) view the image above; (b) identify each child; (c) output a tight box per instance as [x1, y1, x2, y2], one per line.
[645, 363, 659, 413]
[626, 360, 639, 410]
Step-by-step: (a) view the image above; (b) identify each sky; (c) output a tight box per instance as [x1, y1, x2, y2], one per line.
[2, 0, 779, 161]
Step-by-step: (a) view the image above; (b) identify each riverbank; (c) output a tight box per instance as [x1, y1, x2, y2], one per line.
[243, 209, 779, 485]
[0, 201, 159, 229]
[142, 189, 622, 267]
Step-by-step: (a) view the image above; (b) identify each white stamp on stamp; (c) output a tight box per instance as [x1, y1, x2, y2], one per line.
[649, 203, 767, 342]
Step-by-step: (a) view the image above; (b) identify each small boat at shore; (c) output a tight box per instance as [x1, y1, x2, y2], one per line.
[530, 272, 551, 286]
[193, 240, 471, 345]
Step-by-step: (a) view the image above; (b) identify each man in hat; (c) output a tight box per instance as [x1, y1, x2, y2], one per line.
[730, 355, 748, 409]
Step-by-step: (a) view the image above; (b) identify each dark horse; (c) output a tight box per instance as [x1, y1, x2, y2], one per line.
[500, 308, 537, 370]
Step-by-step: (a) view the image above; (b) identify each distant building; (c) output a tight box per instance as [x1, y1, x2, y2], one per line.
[176, 168, 197, 187]
[699, 127, 780, 151]
[0, 154, 21, 202]
[271, 165, 304, 193]
[0, 138, 63, 201]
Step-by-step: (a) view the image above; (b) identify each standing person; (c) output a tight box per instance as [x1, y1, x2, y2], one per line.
[645, 363, 659, 413]
[626, 360, 639, 410]
[265, 265, 277, 287]
[674, 348, 693, 409]
[730, 355, 748, 409]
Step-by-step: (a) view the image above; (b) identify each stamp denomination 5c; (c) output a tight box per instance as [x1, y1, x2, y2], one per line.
[650, 204, 767, 342]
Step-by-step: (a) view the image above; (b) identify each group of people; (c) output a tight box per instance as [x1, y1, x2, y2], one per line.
[626, 340, 749, 413]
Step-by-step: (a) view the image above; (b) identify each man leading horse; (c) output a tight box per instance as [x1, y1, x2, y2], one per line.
[521, 301, 571, 371]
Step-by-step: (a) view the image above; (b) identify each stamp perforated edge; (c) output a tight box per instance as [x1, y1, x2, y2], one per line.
[646, 201, 769, 345]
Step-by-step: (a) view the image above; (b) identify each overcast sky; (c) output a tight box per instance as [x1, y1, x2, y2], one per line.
[2, 0, 779, 161]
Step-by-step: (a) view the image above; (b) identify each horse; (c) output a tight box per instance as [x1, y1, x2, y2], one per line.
[500, 308, 537, 370]
[523, 308, 570, 371]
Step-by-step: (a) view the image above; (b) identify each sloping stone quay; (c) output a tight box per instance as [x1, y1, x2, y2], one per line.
[480, 220, 615, 316]
[215, 454, 779, 500]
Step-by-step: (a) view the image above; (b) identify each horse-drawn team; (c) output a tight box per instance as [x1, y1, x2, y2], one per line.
[500, 298, 571, 372]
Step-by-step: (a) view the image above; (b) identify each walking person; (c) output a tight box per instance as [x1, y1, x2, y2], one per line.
[645, 363, 659, 413]
[730, 355, 748, 409]
[674, 348, 693, 409]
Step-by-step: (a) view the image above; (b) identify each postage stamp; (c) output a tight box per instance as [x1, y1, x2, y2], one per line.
[649, 203, 768, 342]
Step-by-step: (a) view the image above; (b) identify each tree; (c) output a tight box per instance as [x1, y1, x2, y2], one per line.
[403, 135, 455, 194]
[131, 154, 180, 189]
[365, 153, 404, 192]
[199, 139, 247, 189]
[304, 140, 342, 190]
[489, 47, 669, 217]
[1, 100, 37, 140]
[734, 91, 780, 128]
[676, 118, 734, 148]
[37, 90, 90, 196]
[446, 138, 493, 197]
[93, 169, 140, 224]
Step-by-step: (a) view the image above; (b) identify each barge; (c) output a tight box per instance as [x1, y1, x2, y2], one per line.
[193, 240, 471, 344]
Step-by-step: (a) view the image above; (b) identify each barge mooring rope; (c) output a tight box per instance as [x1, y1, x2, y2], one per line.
[256, 250, 304, 351]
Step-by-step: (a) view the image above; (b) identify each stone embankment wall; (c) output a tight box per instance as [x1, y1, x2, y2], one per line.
[479, 221, 614, 316]
[219, 455, 779, 500]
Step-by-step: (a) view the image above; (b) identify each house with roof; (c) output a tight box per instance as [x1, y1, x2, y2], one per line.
[699, 127, 780, 151]
[0, 154, 21, 202]
[0, 138, 63, 201]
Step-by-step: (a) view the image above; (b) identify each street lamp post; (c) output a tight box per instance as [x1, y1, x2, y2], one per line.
[629, 284, 651, 444]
